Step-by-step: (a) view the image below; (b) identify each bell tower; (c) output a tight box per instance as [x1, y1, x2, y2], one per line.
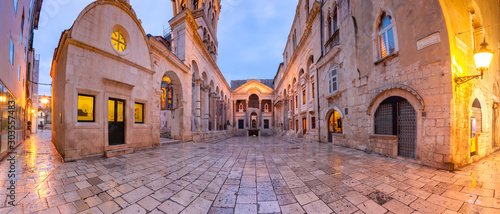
[169, 0, 221, 62]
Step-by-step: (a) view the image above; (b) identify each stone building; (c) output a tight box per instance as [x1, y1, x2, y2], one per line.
[51, 0, 232, 161]
[0, 0, 43, 159]
[231, 79, 275, 136]
[273, 0, 499, 169]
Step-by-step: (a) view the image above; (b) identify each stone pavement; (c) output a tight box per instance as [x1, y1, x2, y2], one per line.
[0, 131, 499, 214]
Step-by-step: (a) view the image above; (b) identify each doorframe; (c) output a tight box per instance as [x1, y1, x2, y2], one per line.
[105, 93, 129, 147]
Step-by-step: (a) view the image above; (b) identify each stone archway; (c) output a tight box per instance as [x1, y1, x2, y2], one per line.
[160, 71, 184, 140]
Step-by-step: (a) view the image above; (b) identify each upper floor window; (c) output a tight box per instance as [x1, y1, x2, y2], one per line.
[239, 103, 244, 112]
[295, 95, 298, 108]
[20, 10, 25, 37]
[302, 90, 306, 105]
[13, 0, 18, 14]
[328, 69, 338, 94]
[328, 8, 338, 38]
[312, 82, 315, 98]
[377, 13, 396, 59]
[292, 30, 297, 51]
[264, 103, 269, 112]
[9, 36, 14, 65]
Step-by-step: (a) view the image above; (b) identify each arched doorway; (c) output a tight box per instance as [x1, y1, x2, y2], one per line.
[327, 109, 343, 142]
[470, 98, 482, 156]
[374, 96, 416, 159]
[160, 72, 183, 140]
[250, 112, 258, 129]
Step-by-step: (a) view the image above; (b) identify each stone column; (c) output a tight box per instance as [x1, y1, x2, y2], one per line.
[258, 99, 262, 129]
[194, 79, 202, 131]
[246, 99, 249, 128]
[297, 85, 303, 136]
[233, 100, 236, 128]
[203, 86, 210, 131]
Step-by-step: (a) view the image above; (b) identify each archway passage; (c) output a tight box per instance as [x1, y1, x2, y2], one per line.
[160, 72, 183, 140]
[374, 96, 416, 159]
[470, 98, 482, 156]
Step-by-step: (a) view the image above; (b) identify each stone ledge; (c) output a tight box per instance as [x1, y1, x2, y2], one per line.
[105, 148, 133, 158]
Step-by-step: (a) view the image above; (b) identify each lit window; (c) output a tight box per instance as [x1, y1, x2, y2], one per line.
[312, 82, 315, 98]
[135, 103, 144, 123]
[10, 37, 14, 65]
[378, 13, 396, 59]
[328, 69, 338, 94]
[111, 30, 127, 52]
[77, 94, 95, 122]
[295, 95, 298, 108]
[302, 90, 306, 104]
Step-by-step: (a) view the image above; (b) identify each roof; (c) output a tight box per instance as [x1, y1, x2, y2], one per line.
[231, 79, 274, 91]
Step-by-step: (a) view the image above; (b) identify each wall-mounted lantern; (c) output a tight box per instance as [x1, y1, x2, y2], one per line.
[455, 38, 493, 86]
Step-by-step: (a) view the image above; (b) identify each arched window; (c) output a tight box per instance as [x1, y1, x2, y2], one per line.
[264, 103, 269, 112]
[239, 103, 243, 112]
[377, 12, 396, 59]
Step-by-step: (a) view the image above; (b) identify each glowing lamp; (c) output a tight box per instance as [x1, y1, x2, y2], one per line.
[31, 109, 35, 113]
[455, 38, 494, 86]
[474, 40, 493, 70]
[0, 96, 6, 102]
[40, 96, 49, 105]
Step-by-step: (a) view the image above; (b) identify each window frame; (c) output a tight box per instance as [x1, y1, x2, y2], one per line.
[376, 12, 398, 60]
[77, 94, 96, 122]
[328, 69, 338, 94]
[134, 102, 145, 124]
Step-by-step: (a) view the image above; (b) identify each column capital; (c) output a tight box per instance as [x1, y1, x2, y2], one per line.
[194, 78, 202, 85]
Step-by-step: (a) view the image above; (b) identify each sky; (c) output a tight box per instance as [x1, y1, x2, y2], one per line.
[33, 0, 298, 95]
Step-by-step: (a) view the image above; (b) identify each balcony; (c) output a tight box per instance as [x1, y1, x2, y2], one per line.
[325, 30, 340, 53]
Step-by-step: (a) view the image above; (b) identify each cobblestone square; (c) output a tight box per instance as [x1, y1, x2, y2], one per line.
[0, 131, 499, 213]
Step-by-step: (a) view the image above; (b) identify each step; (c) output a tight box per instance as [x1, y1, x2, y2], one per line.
[160, 138, 181, 146]
[105, 148, 133, 158]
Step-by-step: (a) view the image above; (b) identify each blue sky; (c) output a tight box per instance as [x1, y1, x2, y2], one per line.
[34, 0, 298, 95]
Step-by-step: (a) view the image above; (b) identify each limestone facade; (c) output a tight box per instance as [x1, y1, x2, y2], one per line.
[51, 0, 231, 161]
[231, 79, 275, 136]
[273, 0, 500, 169]
[0, 0, 42, 159]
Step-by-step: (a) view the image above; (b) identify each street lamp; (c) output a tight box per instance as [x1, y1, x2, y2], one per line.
[40, 95, 49, 106]
[455, 38, 494, 86]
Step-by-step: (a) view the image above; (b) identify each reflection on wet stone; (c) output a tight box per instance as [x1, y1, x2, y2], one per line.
[0, 132, 499, 213]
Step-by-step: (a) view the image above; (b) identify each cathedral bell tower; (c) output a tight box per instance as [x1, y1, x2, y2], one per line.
[169, 0, 221, 62]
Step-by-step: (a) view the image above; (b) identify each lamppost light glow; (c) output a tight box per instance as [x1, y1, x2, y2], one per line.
[474, 40, 493, 70]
